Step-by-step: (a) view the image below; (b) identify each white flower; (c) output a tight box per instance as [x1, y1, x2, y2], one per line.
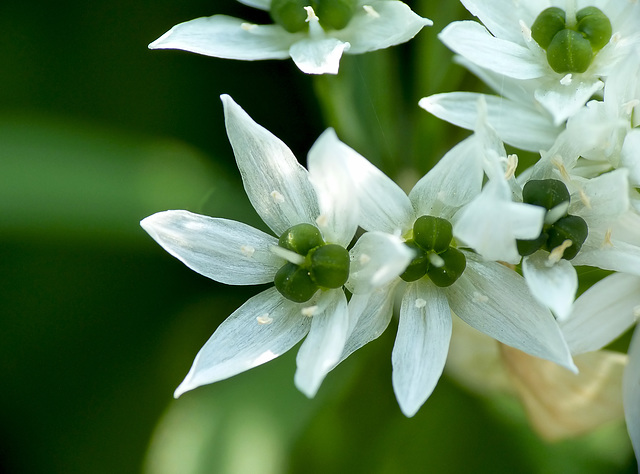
[439, 0, 640, 124]
[149, 0, 431, 74]
[332, 130, 575, 417]
[141, 94, 412, 398]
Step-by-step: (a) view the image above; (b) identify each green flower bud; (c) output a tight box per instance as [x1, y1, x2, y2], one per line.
[516, 232, 549, 257]
[531, 7, 566, 50]
[413, 215, 453, 253]
[522, 179, 571, 211]
[309, 244, 350, 288]
[426, 248, 466, 288]
[400, 240, 430, 282]
[547, 28, 593, 74]
[279, 223, 324, 256]
[270, 0, 309, 33]
[546, 215, 588, 260]
[274, 262, 319, 302]
[576, 7, 612, 51]
[314, 0, 357, 31]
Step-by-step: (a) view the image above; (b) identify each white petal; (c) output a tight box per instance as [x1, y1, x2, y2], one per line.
[149, 15, 297, 60]
[419, 92, 561, 152]
[573, 238, 640, 276]
[561, 273, 640, 355]
[623, 324, 640, 463]
[622, 130, 640, 186]
[307, 129, 359, 246]
[140, 210, 282, 285]
[534, 76, 604, 125]
[445, 252, 576, 371]
[439, 21, 546, 80]
[294, 289, 350, 397]
[347, 232, 413, 294]
[221, 95, 320, 235]
[174, 287, 310, 397]
[568, 169, 630, 225]
[236, 0, 271, 11]
[334, 1, 431, 54]
[289, 37, 349, 75]
[522, 251, 578, 321]
[460, 0, 542, 44]
[392, 279, 452, 417]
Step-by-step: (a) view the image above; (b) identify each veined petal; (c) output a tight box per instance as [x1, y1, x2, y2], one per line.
[445, 252, 576, 371]
[236, 0, 271, 11]
[460, 0, 542, 44]
[561, 273, 640, 355]
[140, 210, 282, 285]
[294, 289, 349, 397]
[534, 77, 604, 126]
[622, 130, 640, 186]
[569, 170, 630, 225]
[419, 92, 561, 152]
[392, 279, 452, 417]
[221, 95, 320, 235]
[174, 287, 310, 397]
[347, 232, 413, 294]
[334, 1, 431, 54]
[573, 236, 640, 276]
[439, 21, 546, 80]
[523, 252, 578, 322]
[289, 37, 350, 75]
[149, 15, 297, 60]
[623, 324, 640, 462]
[307, 129, 359, 246]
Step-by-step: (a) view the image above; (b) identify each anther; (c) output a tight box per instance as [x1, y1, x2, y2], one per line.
[602, 228, 613, 248]
[504, 154, 518, 180]
[241, 23, 258, 31]
[271, 190, 285, 204]
[472, 292, 489, 303]
[304, 6, 319, 22]
[560, 74, 573, 85]
[240, 245, 256, 257]
[578, 188, 591, 208]
[301, 305, 318, 317]
[363, 5, 380, 18]
[257, 313, 273, 325]
[414, 298, 427, 309]
[548, 239, 573, 263]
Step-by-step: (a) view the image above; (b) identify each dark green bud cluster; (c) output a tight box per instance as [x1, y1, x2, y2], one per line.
[274, 223, 350, 302]
[400, 216, 466, 287]
[531, 6, 612, 74]
[516, 179, 588, 260]
[270, 0, 357, 33]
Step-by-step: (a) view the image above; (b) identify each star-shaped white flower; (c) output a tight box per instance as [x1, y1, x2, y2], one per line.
[141, 94, 412, 398]
[149, 0, 431, 74]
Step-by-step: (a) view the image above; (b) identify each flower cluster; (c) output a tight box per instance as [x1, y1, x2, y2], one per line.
[143, 0, 640, 465]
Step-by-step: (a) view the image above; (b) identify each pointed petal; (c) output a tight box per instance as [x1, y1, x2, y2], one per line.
[347, 231, 413, 294]
[569, 169, 630, 226]
[221, 95, 320, 235]
[439, 21, 545, 80]
[294, 289, 350, 397]
[392, 279, 452, 417]
[149, 15, 297, 60]
[140, 210, 282, 285]
[534, 77, 604, 125]
[523, 252, 578, 321]
[561, 273, 640, 355]
[236, 0, 271, 11]
[623, 324, 640, 463]
[334, 1, 431, 54]
[445, 252, 576, 371]
[289, 37, 349, 75]
[460, 0, 542, 44]
[307, 129, 358, 246]
[174, 287, 310, 397]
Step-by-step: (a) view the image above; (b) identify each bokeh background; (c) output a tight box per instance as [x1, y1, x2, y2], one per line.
[1, 1, 637, 473]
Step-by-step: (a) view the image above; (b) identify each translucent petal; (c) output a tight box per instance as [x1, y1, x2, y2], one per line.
[347, 231, 414, 294]
[568, 169, 629, 226]
[561, 273, 640, 355]
[460, 0, 543, 44]
[294, 289, 349, 397]
[445, 252, 576, 371]
[221, 95, 320, 235]
[334, 1, 431, 54]
[149, 15, 297, 60]
[623, 325, 640, 463]
[236, 0, 271, 11]
[534, 77, 604, 126]
[392, 279, 452, 417]
[523, 251, 578, 321]
[289, 37, 349, 75]
[622, 130, 640, 187]
[140, 210, 282, 285]
[174, 287, 310, 397]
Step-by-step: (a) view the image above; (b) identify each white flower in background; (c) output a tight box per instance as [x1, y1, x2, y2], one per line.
[141, 94, 412, 398]
[332, 128, 575, 418]
[149, 0, 431, 74]
[439, 0, 640, 124]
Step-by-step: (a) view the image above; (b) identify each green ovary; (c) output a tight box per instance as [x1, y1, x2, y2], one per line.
[270, 0, 358, 32]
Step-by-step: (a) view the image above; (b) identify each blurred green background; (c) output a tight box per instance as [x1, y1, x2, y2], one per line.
[1, 1, 637, 473]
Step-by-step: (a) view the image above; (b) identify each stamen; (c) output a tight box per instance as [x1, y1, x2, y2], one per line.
[257, 313, 273, 325]
[472, 291, 489, 303]
[241, 23, 258, 32]
[414, 298, 427, 309]
[602, 228, 613, 248]
[504, 154, 518, 180]
[548, 239, 573, 263]
[304, 6, 319, 22]
[363, 5, 380, 18]
[428, 253, 445, 268]
[240, 245, 256, 257]
[578, 188, 592, 209]
[551, 158, 571, 182]
[560, 74, 573, 86]
[315, 214, 328, 228]
[271, 190, 285, 204]
[301, 305, 318, 317]
[270, 245, 306, 265]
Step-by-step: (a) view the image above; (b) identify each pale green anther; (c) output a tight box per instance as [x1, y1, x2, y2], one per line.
[413, 215, 453, 253]
[270, 0, 310, 33]
[309, 244, 350, 288]
[547, 29, 593, 73]
[426, 248, 466, 288]
[274, 262, 319, 302]
[576, 7, 612, 51]
[531, 7, 566, 49]
[315, 0, 358, 31]
[278, 223, 324, 256]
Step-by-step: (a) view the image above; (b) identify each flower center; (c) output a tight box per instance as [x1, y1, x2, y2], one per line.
[273, 223, 350, 303]
[516, 179, 588, 260]
[270, 0, 357, 33]
[530, 6, 612, 74]
[400, 215, 466, 287]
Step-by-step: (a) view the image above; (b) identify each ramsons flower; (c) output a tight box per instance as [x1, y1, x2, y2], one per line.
[141, 94, 412, 398]
[149, 0, 431, 74]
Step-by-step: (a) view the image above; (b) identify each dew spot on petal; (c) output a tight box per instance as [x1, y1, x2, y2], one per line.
[257, 313, 273, 325]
